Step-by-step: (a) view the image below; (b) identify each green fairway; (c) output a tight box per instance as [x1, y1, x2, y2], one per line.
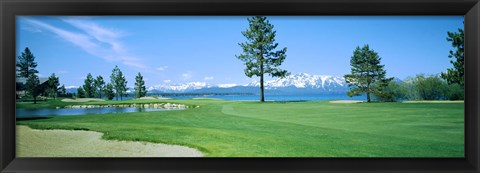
[16, 99, 464, 157]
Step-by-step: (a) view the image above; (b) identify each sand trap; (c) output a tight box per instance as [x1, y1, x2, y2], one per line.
[402, 100, 464, 103]
[61, 98, 105, 102]
[329, 100, 364, 104]
[137, 96, 171, 100]
[16, 125, 203, 157]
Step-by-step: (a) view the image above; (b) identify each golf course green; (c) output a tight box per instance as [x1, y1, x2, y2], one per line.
[16, 99, 464, 157]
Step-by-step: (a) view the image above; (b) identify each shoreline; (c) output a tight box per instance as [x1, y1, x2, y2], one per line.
[16, 125, 203, 157]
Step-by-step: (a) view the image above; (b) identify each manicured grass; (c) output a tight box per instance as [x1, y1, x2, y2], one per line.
[16, 99, 464, 157]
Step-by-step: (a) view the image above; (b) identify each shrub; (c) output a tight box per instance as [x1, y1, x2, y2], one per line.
[412, 74, 447, 100]
[445, 83, 464, 100]
[374, 80, 406, 102]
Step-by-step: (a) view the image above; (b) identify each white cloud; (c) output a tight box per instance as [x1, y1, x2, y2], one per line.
[57, 70, 68, 74]
[163, 80, 171, 83]
[204, 76, 214, 80]
[156, 66, 168, 71]
[23, 17, 146, 69]
[21, 25, 42, 33]
[182, 72, 193, 80]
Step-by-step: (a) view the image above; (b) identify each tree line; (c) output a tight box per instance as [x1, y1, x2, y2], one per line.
[236, 16, 464, 102]
[16, 48, 148, 103]
[16, 47, 63, 103]
[76, 66, 147, 100]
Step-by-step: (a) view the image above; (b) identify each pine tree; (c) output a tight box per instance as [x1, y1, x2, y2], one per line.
[105, 83, 115, 100]
[25, 74, 40, 104]
[16, 47, 39, 78]
[46, 73, 60, 99]
[110, 66, 127, 100]
[83, 73, 95, 98]
[344, 44, 393, 102]
[441, 28, 464, 87]
[60, 84, 67, 95]
[77, 86, 86, 98]
[236, 16, 289, 102]
[94, 75, 106, 98]
[134, 72, 147, 98]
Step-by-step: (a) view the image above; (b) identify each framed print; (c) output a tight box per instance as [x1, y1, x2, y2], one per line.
[1, 0, 479, 172]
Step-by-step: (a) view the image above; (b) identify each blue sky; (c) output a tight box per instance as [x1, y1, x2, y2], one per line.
[17, 16, 463, 87]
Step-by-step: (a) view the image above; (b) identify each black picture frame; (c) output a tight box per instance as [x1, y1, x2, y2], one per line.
[1, 0, 479, 173]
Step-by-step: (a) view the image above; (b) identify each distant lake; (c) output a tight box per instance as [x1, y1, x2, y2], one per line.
[16, 94, 364, 117]
[16, 107, 183, 117]
[168, 94, 365, 101]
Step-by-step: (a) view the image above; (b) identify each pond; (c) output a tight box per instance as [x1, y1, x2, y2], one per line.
[16, 107, 184, 117]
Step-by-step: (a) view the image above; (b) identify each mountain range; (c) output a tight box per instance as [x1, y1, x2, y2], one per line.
[146, 73, 349, 94]
[66, 73, 351, 94]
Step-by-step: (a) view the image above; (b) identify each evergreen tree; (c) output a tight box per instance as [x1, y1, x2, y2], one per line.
[16, 47, 39, 78]
[83, 73, 95, 98]
[77, 86, 86, 98]
[110, 66, 127, 100]
[134, 72, 147, 98]
[94, 75, 106, 98]
[60, 84, 67, 95]
[236, 16, 289, 102]
[441, 28, 464, 87]
[46, 73, 60, 99]
[25, 74, 40, 104]
[344, 44, 393, 102]
[105, 83, 115, 100]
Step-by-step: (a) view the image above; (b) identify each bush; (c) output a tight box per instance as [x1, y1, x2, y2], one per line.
[374, 80, 406, 102]
[412, 74, 447, 100]
[445, 83, 464, 100]
[395, 74, 464, 101]
[375, 74, 464, 101]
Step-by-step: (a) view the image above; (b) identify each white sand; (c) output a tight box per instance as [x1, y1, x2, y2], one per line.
[16, 125, 203, 157]
[61, 98, 105, 102]
[137, 96, 171, 100]
[329, 100, 364, 104]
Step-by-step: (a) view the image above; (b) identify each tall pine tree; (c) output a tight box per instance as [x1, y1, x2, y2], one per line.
[16, 47, 39, 78]
[60, 84, 67, 95]
[94, 75, 106, 98]
[110, 66, 127, 100]
[77, 86, 86, 98]
[344, 45, 393, 102]
[441, 28, 464, 87]
[25, 74, 40, 104]
[46, 73, 60, 99]
[105, 83, 115, 100]
[236, 16, 289, 102]
[83, 73, 95, 98]
[134, 72, 147, 98]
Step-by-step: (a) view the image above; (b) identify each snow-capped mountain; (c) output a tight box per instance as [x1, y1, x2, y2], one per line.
[247, 73, 346, 89]
[147, 82, 213, 93]
[148, 73, 348, 94]
[66, 73, 350, 94]
[217, 84, 239, 88]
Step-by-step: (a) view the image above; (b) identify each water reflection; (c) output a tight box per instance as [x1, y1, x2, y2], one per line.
[16, 107, 183, 117]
